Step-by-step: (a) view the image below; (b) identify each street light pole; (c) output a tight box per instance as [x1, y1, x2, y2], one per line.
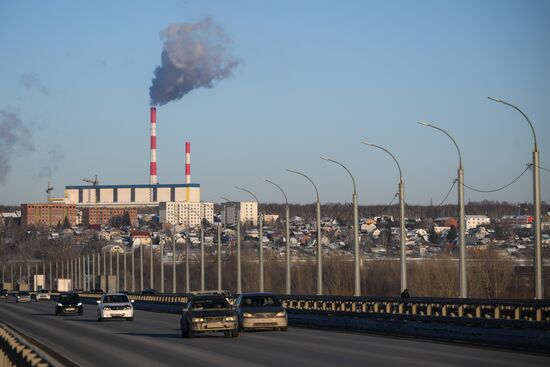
[236, 187, 263, 292]
[264, 179, 291, 294]
[488, 97, 543, 299]
[418, 122, 467, 298]
[286, 169, 323, 295]
[362, 141, 407, 293]
[217, 224, 222, 292]
[160, 236, 164, 293]
[320, 156, 361, 296]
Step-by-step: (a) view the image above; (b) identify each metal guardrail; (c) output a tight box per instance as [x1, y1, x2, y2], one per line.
[0, 322, 52, 367]
[76, 292, 550, 325]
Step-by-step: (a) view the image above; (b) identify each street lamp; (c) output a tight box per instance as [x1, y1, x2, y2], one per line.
[320, 156, 361, 296]
[418, 121, 467, 298]
[488, 97, 543, 299]
[221, 196, 241, 294]
[235, 186, 264, 292]
[362, 141, 407, 293]
[264, 178, 291, 294]
[286, 169, 323, 295]
[187, 206, 206, 292]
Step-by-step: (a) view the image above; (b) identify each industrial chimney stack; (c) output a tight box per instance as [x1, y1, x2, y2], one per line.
[185, 141, 191, 201]
[150, 107, 157, 185]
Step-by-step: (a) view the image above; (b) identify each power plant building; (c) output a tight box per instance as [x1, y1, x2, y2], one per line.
[64, 184, 200, 207]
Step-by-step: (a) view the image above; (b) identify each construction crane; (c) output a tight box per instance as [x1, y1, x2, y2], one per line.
[82, 174, 99, 203]
[46, 181, 54, 202]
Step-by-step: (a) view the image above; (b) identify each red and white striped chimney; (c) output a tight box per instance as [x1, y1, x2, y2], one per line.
[150, 107, 157, 185]
[185, 141, 191, 201]
[185, 141, 191, 184]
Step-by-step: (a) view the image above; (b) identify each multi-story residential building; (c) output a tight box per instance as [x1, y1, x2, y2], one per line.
[221, 201, 258, 226]
[159, 201, 214, 227]
[81, 207, 138, 227]
[465, 215, 491, 230]
[21, 203, 76, 227]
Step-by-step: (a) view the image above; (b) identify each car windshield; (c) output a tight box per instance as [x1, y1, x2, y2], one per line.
[59, 294, 80, 302]
[241, 295, 281, 307]
[103, 295, 129, 303]
[39, 289, 49, 293]
[191, 298, 229, 310]
[19, 292, 29, 296]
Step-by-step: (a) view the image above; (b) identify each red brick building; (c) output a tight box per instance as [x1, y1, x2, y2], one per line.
[21, 203, 76, 228]
[82, 207, 138, 227]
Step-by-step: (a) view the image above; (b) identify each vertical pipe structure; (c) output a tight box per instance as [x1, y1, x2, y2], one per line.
[185, 235, 190, 293]
[185, 141, 191, 202]
[217, 225, 222, 292]
[172, 232, 176, 294]
[150, 107, 158, 185]
[362, 142, 407, 293]
[49, 262, 52, 291]
[131, 246, 135, 293]
[150, 243, 154, 289]
[418, 122, 467, 298]
[92, 253, 96, 290]
[320, 157, 361, 296]
[488, 97, 542, 298]
[236, 187, 263, 292]
[140, 244, 144, 291]
[200, 227, 205, 292]
[116, 251, 119, 292]
[264, 179, 291, 294]
[123, 250, 127, 292]
[160, 237, 164, 293]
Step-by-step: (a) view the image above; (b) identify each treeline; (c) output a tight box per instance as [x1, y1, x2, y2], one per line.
[230, 201, 549, 225]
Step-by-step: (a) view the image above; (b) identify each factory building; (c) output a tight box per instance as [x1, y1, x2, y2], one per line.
[64, 183, 200, 207]
[159, 201, 214, 227]
[21, 203, 77, 228]
[222, 202, 258, 226]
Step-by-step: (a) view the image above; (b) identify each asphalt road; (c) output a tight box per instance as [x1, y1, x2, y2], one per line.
[0, 298, 547, 367]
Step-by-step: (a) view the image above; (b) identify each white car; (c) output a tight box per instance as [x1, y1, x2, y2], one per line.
[36, 289, 51, 301]
[97, 293, 134, 321]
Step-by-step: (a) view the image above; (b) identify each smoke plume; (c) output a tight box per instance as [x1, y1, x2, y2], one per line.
[149, 17, 240, 106]
[20, 72, 50, 96]
[39, 147, 64, 178]
[0, 110, 35, 183]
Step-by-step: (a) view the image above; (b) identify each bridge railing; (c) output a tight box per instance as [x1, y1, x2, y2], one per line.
[74, 292, 550, 325]
[0, 322, 53, 367]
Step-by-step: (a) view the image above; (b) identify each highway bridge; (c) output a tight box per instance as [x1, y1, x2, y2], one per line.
[1, 297, 548, 367]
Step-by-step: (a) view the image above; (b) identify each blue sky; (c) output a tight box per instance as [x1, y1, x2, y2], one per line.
[0, 0, 549, 206]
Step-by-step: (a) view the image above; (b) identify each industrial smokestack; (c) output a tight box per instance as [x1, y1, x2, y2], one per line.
[185, 141, 190, 201]
[185, 142, 191, 184]
[150, 107, 157, 185]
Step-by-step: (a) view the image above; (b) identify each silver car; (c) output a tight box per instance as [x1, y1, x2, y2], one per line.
[16, 291, 31, 303]
[36, 289, 51, 301]
[235, 293, 288, 331]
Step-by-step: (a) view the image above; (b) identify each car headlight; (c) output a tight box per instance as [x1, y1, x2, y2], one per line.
[192, 317, 204, 323]
[275, 311, 287, 317]
[124, 306, 132, 310]
[57, 303, 63, 307]
[104, 307, 111, 311]
[243, 312, 253, 318]
[223, 316, 236, 322]
[77, 302, 82, 306]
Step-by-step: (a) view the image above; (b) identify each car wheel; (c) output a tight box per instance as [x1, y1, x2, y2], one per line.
[97, 315, 102, 322]
[224, 331, 231, 338]
[231, 329, 239, 338]
[280, 327, 287, 332]
[126, 317, 133, 321]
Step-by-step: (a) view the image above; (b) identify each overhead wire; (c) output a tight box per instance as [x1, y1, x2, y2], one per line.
[460, 164, 531, 193]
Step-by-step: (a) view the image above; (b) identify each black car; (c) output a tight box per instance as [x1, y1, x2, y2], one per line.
[140, 288, 157, 295]
[55, 292, 83, 315]
[0, 289, 8, 299]
[180, 295, 238, 338]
